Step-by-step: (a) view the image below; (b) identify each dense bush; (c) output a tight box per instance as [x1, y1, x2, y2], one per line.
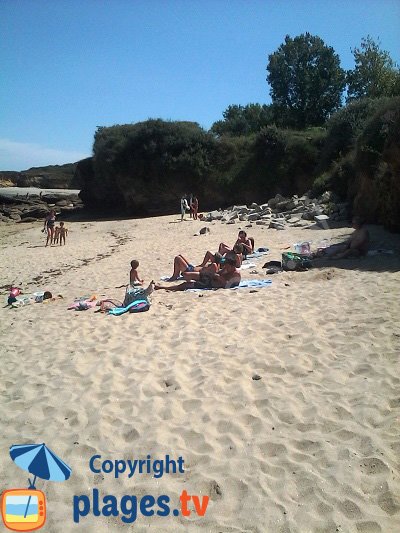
[354, 97, 400, 230]
[78, 98, 400, 230]
[317, 97, 391, 174]
[83, 120, 217, 212]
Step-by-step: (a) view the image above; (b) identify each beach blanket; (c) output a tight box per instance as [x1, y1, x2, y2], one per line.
[161, 261, 257, 281]
[234, 279, 272, 288]
[187, 279, 272, 292]
[246, 248, 270, 259]
[239, 261, 256, 270]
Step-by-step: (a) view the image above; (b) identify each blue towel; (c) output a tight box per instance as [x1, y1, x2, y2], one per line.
[235, 279, 272, 288]
[108, 299, 149, 316]
[188, 279, 272, 292]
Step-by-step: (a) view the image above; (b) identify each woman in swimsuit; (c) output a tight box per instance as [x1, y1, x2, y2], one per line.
[44, 209, 56, 247]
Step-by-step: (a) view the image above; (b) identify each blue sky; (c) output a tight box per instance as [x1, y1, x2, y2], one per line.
[1, 0, 399, 171]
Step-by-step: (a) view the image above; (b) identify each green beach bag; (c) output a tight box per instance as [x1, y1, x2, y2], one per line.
[282, 252, 312, 271]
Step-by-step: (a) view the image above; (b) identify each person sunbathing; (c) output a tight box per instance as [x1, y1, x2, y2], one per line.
[319, 217, 370, 259]
[181, 261, 219, 282]
[169, 253, 224, 280]
[155, 257, 241, 291]
[198, 244, 243, 268]
[218, 230, 254, 259]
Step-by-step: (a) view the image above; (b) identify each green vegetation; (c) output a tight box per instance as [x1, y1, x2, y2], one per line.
[266, 33, 346, 128]
[346, 36, 400, 101]
[79, 34, 400, 230]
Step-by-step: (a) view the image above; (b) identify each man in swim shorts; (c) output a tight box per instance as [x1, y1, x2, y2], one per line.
[156, 257, 241, 291]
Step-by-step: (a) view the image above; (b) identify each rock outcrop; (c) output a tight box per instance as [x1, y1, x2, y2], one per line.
[0, 191, 84, 224]
[202, 192, 349, 230]
[0, 161, 81, 189]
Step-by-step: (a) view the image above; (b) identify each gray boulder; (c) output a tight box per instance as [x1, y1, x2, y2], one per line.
[267, 194, 285, 208]
[269, 220, 286, 230]
[247, 213, 261, 221]
[18, 216, 38, 223]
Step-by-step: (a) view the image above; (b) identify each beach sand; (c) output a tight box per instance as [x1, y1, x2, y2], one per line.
[0, 215, 399, 532]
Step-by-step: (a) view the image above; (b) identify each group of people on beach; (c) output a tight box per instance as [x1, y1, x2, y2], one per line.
[130, 230, 255, 292]
[128, 216, 370, 294]
[43, 210, 68, 247]
[180, 194, 199, 221]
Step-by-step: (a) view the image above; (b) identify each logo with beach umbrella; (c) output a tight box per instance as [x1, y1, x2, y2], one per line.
[1, 443, 72, 531]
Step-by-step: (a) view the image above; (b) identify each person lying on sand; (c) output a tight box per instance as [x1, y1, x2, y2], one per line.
[317, 217, 370, 259]
[155, 257, 241, 291]
[181, 261, 219, 283]
[198, 244, 243, 268]
[168, 253, 224, 281]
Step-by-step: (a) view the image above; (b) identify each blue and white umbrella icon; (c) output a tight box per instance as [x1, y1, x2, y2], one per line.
[9, 443, 72, 518]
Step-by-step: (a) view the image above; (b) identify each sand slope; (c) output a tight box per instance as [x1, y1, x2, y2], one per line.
[0, 215, 399, 532]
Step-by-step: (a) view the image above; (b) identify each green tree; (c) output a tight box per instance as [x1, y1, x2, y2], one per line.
[346, 36, 400, 101]
[210, 103, 274, 137]
[266, 33, 346, 128]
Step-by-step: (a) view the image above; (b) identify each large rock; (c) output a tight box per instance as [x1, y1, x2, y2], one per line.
[276, 199, 296, 211]
[18, 216, 38, 223]
[269, 219, 286, 230]
[21, 205, 49, 218]
[42, 193, 79, 204]
[209, 210, 222, 221]
[315, 214, 330, 229]
[267, 194, 285, 208]
[222, 211, 238, 222]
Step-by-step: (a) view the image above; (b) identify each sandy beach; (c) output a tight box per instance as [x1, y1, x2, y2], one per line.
[0, 214, 399, 532]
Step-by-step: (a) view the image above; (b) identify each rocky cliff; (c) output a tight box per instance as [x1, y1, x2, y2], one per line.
[0, 162, 81, 189]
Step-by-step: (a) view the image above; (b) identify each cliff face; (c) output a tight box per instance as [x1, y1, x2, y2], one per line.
[0, 162, 80, 189]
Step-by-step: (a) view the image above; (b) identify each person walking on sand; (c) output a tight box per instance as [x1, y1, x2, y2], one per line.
[180, 195, 189, 221]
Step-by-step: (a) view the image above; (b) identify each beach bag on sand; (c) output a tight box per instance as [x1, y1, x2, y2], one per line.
[124, 286, 147, 306]
[123, 284, 153, 310]
[282, 252, 312, 271]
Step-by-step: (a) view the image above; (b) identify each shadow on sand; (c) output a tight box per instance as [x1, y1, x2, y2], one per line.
[309, 223, 400, 274]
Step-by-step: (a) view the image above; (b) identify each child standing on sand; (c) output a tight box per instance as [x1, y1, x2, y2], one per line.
[130, 260, 144, 285]
[59, 222, 68, 245]
[53, 225, 60, 244]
